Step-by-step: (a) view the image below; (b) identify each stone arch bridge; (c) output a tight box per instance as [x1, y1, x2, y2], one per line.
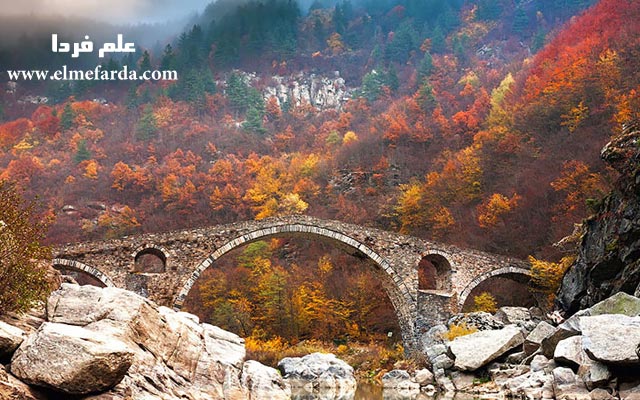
[53, 215, 531, 352]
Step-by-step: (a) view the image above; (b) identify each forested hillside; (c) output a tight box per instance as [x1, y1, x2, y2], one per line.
[1, 0, 638, 343]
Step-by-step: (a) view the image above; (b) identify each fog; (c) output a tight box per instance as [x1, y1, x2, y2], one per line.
[0, 0, 213, 24]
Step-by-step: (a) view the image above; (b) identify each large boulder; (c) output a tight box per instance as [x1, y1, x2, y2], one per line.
[580, 314, 640, 365]
[240, 360, 290, 400]
[449, 325, 524, 371]
[554, 335, 587, 367]
[0, 321, 24, 358]
[277, 352, 356, 391]
[13, 283, 261, 399]
[10, 322, 133, 394]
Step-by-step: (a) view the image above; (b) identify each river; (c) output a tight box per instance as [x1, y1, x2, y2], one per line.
[291, 383, 505, 399]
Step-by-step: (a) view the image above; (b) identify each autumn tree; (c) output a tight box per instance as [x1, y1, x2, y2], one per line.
[0, 181, 54, 314]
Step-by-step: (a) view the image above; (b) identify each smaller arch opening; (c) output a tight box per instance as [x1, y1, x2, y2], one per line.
[418, 254, 452, 292]
[53, 266, 106, 287]
[134, 248, 167, 273]
[461, 272, 536, 312]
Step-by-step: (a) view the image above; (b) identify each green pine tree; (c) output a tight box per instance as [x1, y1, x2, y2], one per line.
[60, 103, 75, 131]
[74, 140, 91, 164]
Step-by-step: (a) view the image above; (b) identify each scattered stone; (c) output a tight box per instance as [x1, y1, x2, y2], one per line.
[449, 325, 524, 371]
[540, 311, 586, 358]
[432, 353, 454, 370]
[0, 321, 24, 359]
[552, 367, 590, 400]
[240, 360, 290, 400]
[449, 371, 476, 391]
[448, 312, 504, 331]
[277, 352, 356, 390]
[10, 322, 133, 394]
[619, 381, 640, 400]
[577, 361, 611, 390]
[530, 355, 551, 372]
[0, 367, 46, 400]
[495, 306, 532, 325]
[525, 321, 556, 356]
[589, 388, 616, 400]
[382, 370, 420, 392]
[554, 335, 587, 367]
[420, 324, 448, 349]
[581, 314, 640, 365]
[413, 368, 434, 386]
[505, 351, 526, 364]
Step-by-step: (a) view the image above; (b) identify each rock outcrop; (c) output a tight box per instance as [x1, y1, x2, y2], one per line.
[558, 127, 640, 314]
[277, 352, 356, 394]
[1, 284, 292, 399]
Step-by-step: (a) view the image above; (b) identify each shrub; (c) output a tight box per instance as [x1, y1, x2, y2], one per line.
[528, 255, 575, 310]
[473, 292, 498, 313]
[445, 322, 478, 341]
[0, 181, 55, 315]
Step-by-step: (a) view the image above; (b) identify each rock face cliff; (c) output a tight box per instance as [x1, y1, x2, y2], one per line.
[558, 126, 640, 314]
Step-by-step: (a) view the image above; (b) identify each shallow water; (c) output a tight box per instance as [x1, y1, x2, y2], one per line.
[291, 383, 505, 400]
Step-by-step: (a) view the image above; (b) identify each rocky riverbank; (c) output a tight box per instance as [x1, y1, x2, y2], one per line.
[415, 293, 640, 400]
[0, 283, 307, 399]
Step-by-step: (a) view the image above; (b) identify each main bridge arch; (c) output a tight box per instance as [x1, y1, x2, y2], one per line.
[173, 223, 418, 350]
[457, 266, 533, 309]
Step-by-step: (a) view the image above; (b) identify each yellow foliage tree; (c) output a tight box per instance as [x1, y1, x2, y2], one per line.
[528, 255, 575, 309]
[473, 292, 498, 313]
[477, 193, 521, 228]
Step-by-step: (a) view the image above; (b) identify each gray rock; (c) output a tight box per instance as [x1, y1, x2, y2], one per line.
[449, 325, 524, 371]
[421, 324, 448, 349]
[413, 368, 434, 386]
[495, 306, 532, 325]
[619, 381, 640, 400]
[506, 351, 526, 364]
[449, 371, 476, 391]
[10, 322, 133, 394]
[540, 311, 587, 358]
[581, 314, 640, 365]
[425, 343, 447, 360]
[432, 353, 454, 370]
[0, 367, 45, 400]
[589, 388, 616, 400]
[0, 321, 24, 358]
[241, 360, 291, 400]
[530, 355, 553, 373]
[277, 352, 356, 390]
[588, 292, 640, 316]
[554, 335, 587, 367]
[525, 321, 556, 356]
[578, 362, 611, 390]
[552, 367, 590, 400]
[448, 312, 504, 331]
[382, 370, 420, 391]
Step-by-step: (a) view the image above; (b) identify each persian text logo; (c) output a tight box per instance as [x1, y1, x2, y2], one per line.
[51, 34, 135, 59]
